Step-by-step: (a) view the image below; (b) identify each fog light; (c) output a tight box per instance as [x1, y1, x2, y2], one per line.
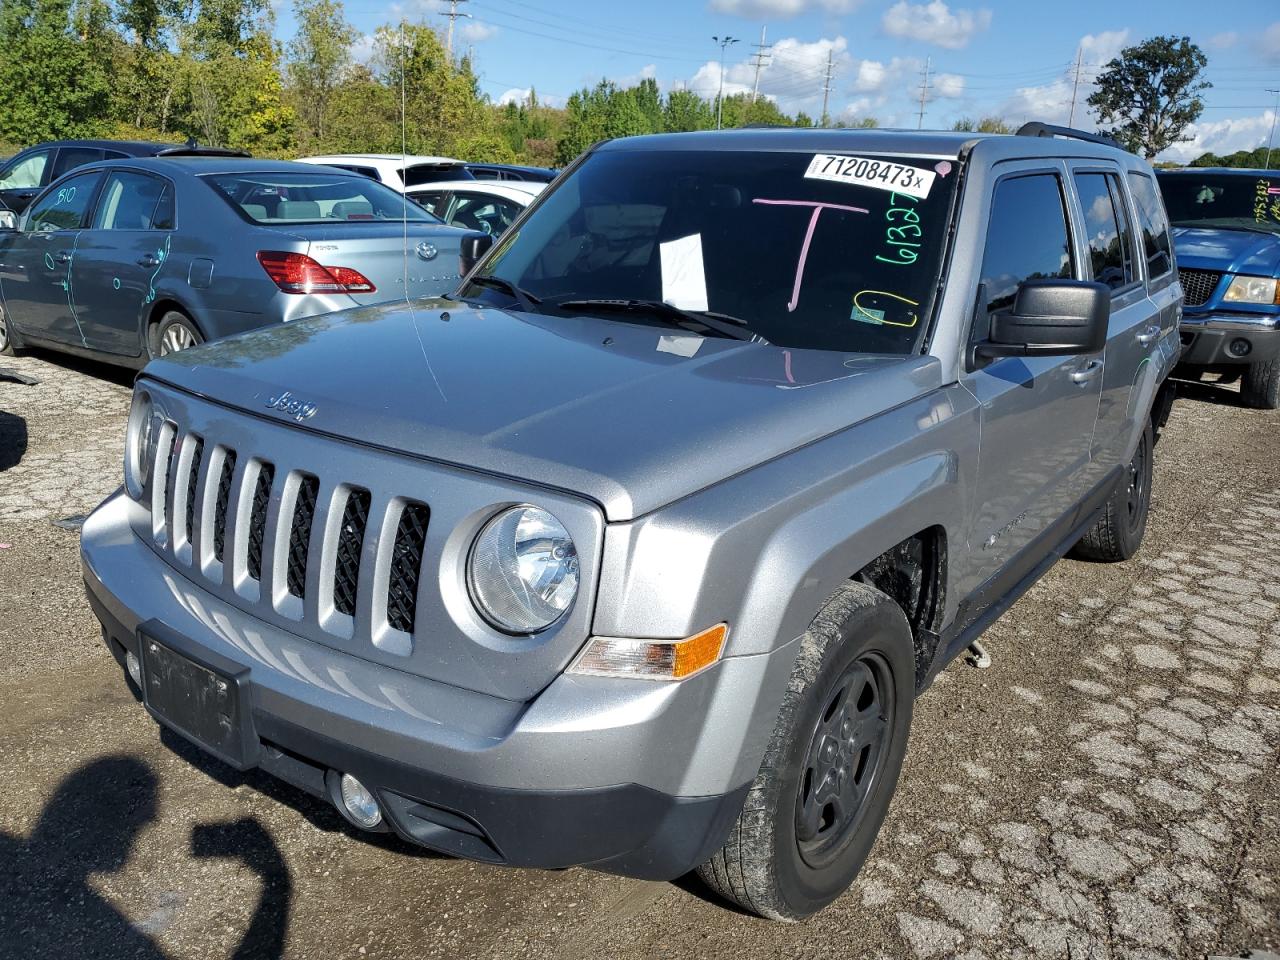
[339, 773, 382, 828]
[1228, 337, 1251, 358]
[125, 650, 142, 687]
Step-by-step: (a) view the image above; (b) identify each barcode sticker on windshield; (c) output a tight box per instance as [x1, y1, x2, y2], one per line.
[804, 155, 935, 199]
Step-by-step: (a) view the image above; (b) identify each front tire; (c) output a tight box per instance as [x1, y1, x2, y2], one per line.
[696, 582, 915, 921]
[0, 303, 18, 356]
[1071, 421, 1153, 562]
[150, 310, 203, 358]
[1241, 358, 1280, 410]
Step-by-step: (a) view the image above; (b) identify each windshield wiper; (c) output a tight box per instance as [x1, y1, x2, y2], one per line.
[464, 275, 542, 313]
[556, 298, 763, 343]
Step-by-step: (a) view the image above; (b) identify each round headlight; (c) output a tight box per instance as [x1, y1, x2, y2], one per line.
[125, 390, 157, 499]
[468, 506, 579, 634]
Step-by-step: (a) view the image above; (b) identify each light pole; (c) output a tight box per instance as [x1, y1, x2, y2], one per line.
[713, 35, 738, 130]
[1266, 88, 1280, 171]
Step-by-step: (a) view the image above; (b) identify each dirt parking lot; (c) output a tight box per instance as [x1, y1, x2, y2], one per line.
[0, 348, 1277, 960]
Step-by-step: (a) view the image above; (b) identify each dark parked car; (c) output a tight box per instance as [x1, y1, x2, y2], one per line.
[464, 163, 558, 183]
[1157, 167, 1280, 408]
[0, 157, 479, 365]
[0, 139, 243, 218]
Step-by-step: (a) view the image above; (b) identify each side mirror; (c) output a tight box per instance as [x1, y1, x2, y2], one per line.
[0, 209, 16, 231]
[975, 279, 1109, 360]
[459, 232, 494, 276]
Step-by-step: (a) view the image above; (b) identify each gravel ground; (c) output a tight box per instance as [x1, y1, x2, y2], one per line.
[0, 348, 1277, 960]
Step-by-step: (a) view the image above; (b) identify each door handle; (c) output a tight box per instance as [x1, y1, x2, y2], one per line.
[136, 254, 160, 268]
[1071, 359, 1103, 385]
[53, 251, 72, 264]
[1136, 324, 1160, 346]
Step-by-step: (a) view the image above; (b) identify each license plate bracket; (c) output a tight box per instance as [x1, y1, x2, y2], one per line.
[139, 619, 258, 770]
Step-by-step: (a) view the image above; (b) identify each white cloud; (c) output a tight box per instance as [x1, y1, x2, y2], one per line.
[459, 21, 497, 43]
[709, 0, 860, 17]
[1207, 31, 1238, 51]
[934, 72, 964, 98]
[881, 1, 992, 50]
[688, 35, 851, 113]
[1258, 22, 1280, 64]
[1079, 28, 1129, 68]
[496, 87, 567, 109]
[613, 64, 659, 89]
[1159, 111, 1276, 164]
[350, 33, 377, 66]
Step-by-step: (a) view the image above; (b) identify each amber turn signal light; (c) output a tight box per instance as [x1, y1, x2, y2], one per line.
[568, 623, 729, 681]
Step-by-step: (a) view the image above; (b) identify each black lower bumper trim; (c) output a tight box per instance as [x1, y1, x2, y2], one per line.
[86, 582, 749, 881]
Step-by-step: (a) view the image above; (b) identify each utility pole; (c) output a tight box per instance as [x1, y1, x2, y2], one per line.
[916, 56, 931, 130]
[713, 35, 739, 129]
[1067, 46, 1084, 127]
[820, 49, 834, 128]
[444, 0, 470, 63]
[749, 26, 772, 103]
[1267, 88, 1280, 170]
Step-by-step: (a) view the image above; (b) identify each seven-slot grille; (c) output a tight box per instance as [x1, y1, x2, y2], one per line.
[1178, 268, 1222, 307]
[152, 433, 430, 647]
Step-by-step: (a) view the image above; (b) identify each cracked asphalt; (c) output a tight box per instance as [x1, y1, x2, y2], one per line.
[0, 348, 1277, 960]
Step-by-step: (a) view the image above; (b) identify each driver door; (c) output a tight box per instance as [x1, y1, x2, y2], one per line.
[0, 170, 104, 346]
[0, 148, 54, 216]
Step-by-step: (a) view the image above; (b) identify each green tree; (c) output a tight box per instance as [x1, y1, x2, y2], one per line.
[286, 0, 356, 151]
[1087, 35, 1209, 158]
[663, 88, 713, 132]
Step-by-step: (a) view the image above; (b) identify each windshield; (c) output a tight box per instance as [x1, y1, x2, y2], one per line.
[469, 148, 958, 353]
[1157, 172, 1280, 235]
[205, 171, 440, 224]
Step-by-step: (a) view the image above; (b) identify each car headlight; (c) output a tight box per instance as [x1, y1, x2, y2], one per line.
[124, 390, 159, 500]
[468, 506, 579, 633]
[1222, 275, 1280, 305]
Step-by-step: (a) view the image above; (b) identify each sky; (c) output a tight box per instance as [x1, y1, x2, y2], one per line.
[274, 0, 1280, 162]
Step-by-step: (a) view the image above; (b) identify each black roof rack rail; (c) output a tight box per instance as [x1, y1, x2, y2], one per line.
[1015, 122, 1123, 152]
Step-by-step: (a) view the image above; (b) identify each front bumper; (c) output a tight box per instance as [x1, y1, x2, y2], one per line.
[83, 491, 791, 879]
[1178, 310, 1280, 365]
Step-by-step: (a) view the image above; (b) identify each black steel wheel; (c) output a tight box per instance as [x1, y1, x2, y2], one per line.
[1070, 421, 1154, 563]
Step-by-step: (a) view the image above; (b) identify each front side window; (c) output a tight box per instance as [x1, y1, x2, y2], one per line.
[51, 147, 105, 179]
[205, 172, 439, 223]
[1157, 171, 1280, 235]
[1074, 172, 1135, 290]
[449, 193, 522, 235]
[0, 150, 52, 190]
[979, 173, 1074, 315]
[471, 149, 959, 353]
[1129, 172, 1173, 276]
[26, 172, 102, 232]
[93, 171, 174, 230]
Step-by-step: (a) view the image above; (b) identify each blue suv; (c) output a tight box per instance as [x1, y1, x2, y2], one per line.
[1157, 168, 1280, 408]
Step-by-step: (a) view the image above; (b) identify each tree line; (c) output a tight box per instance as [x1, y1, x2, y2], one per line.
[0, 8, 1232, 169]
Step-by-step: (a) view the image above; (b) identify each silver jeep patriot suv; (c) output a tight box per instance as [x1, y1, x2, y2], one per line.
[82, 123, 1181, 920]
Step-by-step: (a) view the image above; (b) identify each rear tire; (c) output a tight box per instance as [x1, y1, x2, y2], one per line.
[1241, 358, 1280, 410]
[1071, 421, 1153, 562]
[150, 310, 203, 358]
[695, 582, 914, 921]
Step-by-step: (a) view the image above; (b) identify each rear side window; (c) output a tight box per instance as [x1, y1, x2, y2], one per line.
[1129, 172, 1173, 278]
[979, 173, 1074, 314]
[0, 149, 52, 189]
[93, 171, 174, 230]
[1074, 172, 1135, 291]
[26, 171, 102, 232]
[51, 147, 105, 179]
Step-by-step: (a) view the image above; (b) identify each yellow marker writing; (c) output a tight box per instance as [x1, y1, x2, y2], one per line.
[853, 289, 920, 328]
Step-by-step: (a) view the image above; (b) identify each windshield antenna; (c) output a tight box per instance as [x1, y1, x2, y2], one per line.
[400, 20, 410, 306]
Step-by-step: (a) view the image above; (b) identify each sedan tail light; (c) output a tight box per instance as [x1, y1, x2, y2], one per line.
[256, 251, 376, 294]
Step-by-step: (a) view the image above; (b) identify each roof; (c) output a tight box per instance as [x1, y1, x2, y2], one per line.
[299, 154, 462, 166]
[84, 156, 368, 177]
[15, 139, 174, 155]
[595, 127, 1137, 164]
[468, 162, 558, 175]
[1157, 167, 1279, 176]
[405, 180, 545, 199]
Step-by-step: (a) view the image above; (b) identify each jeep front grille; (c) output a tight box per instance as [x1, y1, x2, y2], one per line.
[1178, 268, 1221, 307]
[150, 440, 429, 650]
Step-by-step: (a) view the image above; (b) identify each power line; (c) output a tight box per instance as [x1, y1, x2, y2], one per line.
[749, 26, 772, 103]
[443, 0, 470, 63]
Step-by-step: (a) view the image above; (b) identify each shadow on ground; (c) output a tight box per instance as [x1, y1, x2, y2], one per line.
[0, 409, 27, 472]
[0, 755, 292, 959]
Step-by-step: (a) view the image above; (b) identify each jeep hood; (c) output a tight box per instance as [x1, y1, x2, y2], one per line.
[1172, 225, 1280, 277]
[146, 300, 943, 520]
